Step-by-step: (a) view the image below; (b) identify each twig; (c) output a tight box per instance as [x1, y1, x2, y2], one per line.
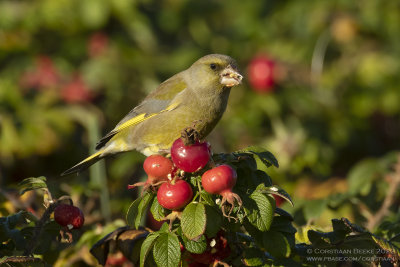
[366, 155, 400, 230]
[0, 256, 44, 265]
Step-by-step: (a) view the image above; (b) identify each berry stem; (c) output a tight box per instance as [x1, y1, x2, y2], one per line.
[197, 180, 203, 199]
[193, 191, 201, 202]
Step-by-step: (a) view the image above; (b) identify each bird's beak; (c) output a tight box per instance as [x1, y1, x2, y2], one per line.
[220, 64, 243, 87]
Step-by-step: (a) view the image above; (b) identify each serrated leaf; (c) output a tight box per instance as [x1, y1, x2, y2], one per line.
[140, 232, 161, 267]
[159, 222, 169, 232]
[18, 176, 46, 186]
[245, 192, 275, 231]
[18, 176, 47, 195]
[150, 197, 166, 221]
[181, 202, 206, 240]
[307, 230, 331, 246]
[152, 232, 181, 267]
[204, 205, 222, 237]
[275, 208, 294, 221]
[263, 231, 291, 258]
[254, 170, 273, 187]
[238, 146, 279, 168]
[126, 192, 154, 229]
[182, 234, 207, 254]
[270, 216, 297, 234]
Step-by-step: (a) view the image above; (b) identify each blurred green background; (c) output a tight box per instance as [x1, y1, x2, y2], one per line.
[1, 0, 400, 254]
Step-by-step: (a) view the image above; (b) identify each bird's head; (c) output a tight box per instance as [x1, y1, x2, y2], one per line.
[189, 54, 243, 90]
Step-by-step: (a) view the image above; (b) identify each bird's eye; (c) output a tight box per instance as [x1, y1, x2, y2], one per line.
[210, 63, 217, 70]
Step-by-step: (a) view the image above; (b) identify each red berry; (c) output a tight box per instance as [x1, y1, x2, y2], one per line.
[201, 165, 237, 194]
[128, 155, 173, 191]
[20, 56, 60, 90]
[88, 32, 109, 57]
[146, 210, 166, 231]
[60, 74, 93, 103]
[54, 204, 84, 229]
[157, 180, 193, 210]
[35, 56, 60, 88]
[201, 165, 242, 217]
[143, 155, 173, 180]
[248, 55, 275, 92]
[105, 252, 128, 266]
[170, 138, 211, 173]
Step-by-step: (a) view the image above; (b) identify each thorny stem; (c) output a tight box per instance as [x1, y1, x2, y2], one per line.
[366, 155, 400, 231]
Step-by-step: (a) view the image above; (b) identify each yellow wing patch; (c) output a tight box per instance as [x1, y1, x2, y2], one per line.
[113, 101, 180, 133]
[96, 101, 181, 150]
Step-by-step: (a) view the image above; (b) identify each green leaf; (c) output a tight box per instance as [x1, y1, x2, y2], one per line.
[18, 176, 47, 195]
[181, 202, 206, 240]
[270, 216, 297, 234]
[150, 197, 166, 221]
[6, 211, 36, 228]
[159, 222, 169, 232]
[245, 192, 275, 231]
[238, 146, 279, 168]
[200, 190, 215, 206]
[140, 232, 161, 267]
[243, 247, 265, 266]
[254, 170, 273, 187]
[126, 192, 154, 229]
[182, 234, 207, 254]
[34, 221, 63, 254]
[275, 208, 294, 221]
[152, 232, 181, 267]
[263, 231, 291, 258]
[204, 205, 222, 237]
[307, 230, 331, 246]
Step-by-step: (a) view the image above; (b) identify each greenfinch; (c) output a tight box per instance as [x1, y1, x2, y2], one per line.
[62, 54, 242, 175]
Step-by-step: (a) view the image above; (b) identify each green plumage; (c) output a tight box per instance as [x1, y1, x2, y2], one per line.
[62, 54, 242, 175]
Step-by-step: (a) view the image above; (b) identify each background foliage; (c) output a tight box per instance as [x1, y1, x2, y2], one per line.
[1, 0, 400, 266]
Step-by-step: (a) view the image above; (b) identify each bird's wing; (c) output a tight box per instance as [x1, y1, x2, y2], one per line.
[95, 75, 187, 149]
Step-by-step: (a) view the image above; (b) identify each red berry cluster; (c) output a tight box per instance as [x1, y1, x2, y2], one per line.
[129, 137, 240, 213]
[19, 56, 94, 103]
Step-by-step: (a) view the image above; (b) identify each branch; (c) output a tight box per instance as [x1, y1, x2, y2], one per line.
[366, 155, 400, 230]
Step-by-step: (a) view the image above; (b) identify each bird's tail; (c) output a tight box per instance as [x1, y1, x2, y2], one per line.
[61, 150, 104, 176]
